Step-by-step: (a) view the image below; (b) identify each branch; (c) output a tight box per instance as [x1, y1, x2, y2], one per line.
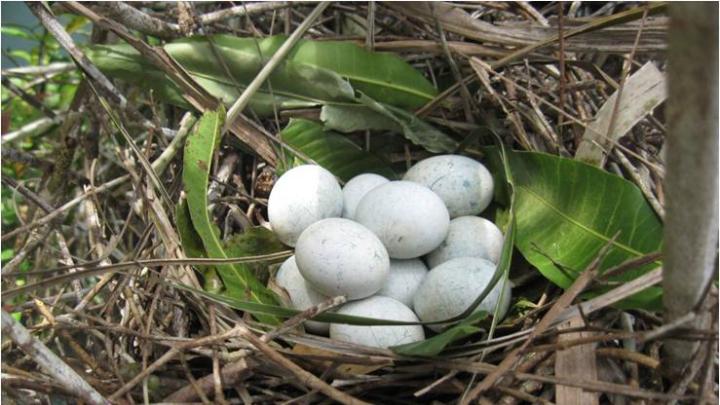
[663, 2, 719, 373]
[1, 311, 109, 404]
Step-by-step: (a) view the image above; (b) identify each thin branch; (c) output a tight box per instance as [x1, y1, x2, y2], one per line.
[1, 310, 110, 405]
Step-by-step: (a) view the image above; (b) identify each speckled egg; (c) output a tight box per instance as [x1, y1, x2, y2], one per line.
[295, 218, 389, 300]
[426, 216, 504, 268]
[268, 165, 343, 247]
[341, 173, 389, 219]
[413, 257, 511, 332]
[376, 259, 428, 308]
[403, 155, 494, 218]
[354, 181, 450, 259]
[330, 296, 425, 348]
[275, 256, 331, 334]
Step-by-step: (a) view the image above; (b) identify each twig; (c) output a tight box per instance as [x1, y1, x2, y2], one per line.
[1, 310, 109, 405]
[1, 76, 57, 118]
[596, 348, 660, 369]
[27, 2, 126, 107]
[90, 2, 181, 39]
[2, 113, 79, 145]
[2, 62, 74, 77]
[109, 326, 246, 400]
[225, 1, 331, 131]
[462, 236, 617, 403]
[199, 2, 313, 24]
[236, 325, 371, 405]
[613, 148, 665, 219]
[603, 6, 649, 164]
[1, 112, 199, 243]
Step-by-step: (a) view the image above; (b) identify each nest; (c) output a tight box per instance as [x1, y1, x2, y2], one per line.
[1, 2, 717, 404]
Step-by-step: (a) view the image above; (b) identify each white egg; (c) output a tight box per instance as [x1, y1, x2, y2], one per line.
[413, 257, 511, 332]
[330, 296, 425, 349]
[341, 173, 390, 219]
[295, 218, 389, 300]
[426, 216, 504, 268]
[354, 181, 450, 259]
[376, 259, 428, 308]
[403, 155, 494, 218]
[268, 165, 343, 247]
[275, 256, 331, 334]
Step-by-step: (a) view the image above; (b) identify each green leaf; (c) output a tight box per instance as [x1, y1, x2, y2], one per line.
[175, 200, 222, 292]
[321, 104, 402, 134]
[222, 227, 287, 285]
[182, 107, 280, 324]
[86, 35, 437, 116]
[65, 16, 89, 34]
[355, 93, 459, 153]
[486, 148, 663, 309]
[279, 119, 396, 182]
[391, 311, 488, 357]
[1, 25, 35, 40]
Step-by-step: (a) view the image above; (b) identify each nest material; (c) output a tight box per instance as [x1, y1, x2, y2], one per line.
[1, 2, 717, 404]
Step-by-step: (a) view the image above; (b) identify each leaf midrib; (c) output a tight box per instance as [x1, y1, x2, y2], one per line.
[205, 44, 436, 102]
[518, 184, 645, 257]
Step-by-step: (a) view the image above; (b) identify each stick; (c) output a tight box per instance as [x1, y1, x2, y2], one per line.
[224, 2, 331, 132]
[1, 310, 109, 405]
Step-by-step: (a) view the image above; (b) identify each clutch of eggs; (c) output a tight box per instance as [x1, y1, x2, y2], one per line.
[266, 155, 510, 348]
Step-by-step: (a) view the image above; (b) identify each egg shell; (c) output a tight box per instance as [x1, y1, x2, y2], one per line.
[376, 259, 428, 308]
[295, 218, 390, 300]
[354, 181, 450, 259]
[341, 173, 390, 219]
[426, 216, 504, 268]
[330, 296, 425, 348]
[275, 256, 331, 334]
[413, 257, 511, 332]
[268, 165, 343, 247]
[403, 155, 494, 218]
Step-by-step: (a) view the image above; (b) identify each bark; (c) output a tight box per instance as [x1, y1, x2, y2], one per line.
[663, 2, 719, 374]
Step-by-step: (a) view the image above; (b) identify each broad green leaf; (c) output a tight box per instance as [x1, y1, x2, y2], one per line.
[86, 35, 437, 116]
[85, 43, 192, 108]
[170, 35, 436, 109]
[355, 93, 459, 153]
[391, 311, 488, 357]
[279, 119, 396, 182]
[321, 101, 460, 155]
[321, 104, 401, 134]
[182, 107, 280, 324]
[486, 148, 663, 309]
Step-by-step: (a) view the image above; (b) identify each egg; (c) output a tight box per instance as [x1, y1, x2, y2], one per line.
[413, 257, 511, 332]
[354, 181, 450, 259]
[330, 296, 425, 348]
[376, 259, 428, 308]
[268, 165, 343, 247]
[403, 155, 494, 217]
[295, 218, 390, 300]
[341, 173, 390, 219]
[426, 216, 504, 268]
[274, 256, 331, 334]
